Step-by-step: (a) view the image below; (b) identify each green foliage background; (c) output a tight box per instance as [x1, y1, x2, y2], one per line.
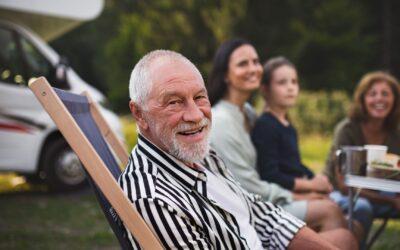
[289, 91, 351, 135]
[51, 0, 400, 115]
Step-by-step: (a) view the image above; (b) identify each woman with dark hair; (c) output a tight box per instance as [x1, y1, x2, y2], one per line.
[207, 39, 355, 241]
[207, 38, 256, 106]
[251, 56, 372, 247]
[325, 71, 400, 222]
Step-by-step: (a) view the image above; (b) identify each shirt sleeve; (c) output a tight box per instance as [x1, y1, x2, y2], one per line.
[118, 165, 213, 249]
[210, 114, 293, 206]
[251, 118, 297, 190]
[246, 191, 306, 249]
[208, 152, 305, 249]
[123, 196, 214, 249]
[300, 163, 314, 178]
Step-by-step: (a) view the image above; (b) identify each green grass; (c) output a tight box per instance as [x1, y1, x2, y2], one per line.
[0, 176, 118, 249]
[299, 134, 332, 173]
[0, 131, 398, 249]
[120, 116, 138, 151]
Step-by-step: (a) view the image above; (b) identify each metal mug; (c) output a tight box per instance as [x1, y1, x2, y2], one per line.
[336, 146, 367, 176]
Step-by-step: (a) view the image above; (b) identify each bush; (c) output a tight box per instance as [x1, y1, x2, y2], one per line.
[120, 116, 138, 150]
[254, 90, 351, 136]
[289, 90, 351, 135]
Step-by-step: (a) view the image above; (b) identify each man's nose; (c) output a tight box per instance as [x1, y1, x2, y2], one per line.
[183, 101, 203, 123]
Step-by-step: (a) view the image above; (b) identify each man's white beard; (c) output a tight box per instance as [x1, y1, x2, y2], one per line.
[148, 117, 210, 163]
[170, 121, 210, 163]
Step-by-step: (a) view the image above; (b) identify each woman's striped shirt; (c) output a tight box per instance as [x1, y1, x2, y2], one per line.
[118, 134, 305, 249]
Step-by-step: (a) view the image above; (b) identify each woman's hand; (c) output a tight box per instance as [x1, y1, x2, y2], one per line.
[294, 174, 333, 194]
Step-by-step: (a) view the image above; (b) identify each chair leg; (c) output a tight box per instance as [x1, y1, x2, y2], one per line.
[366, 218, 389, 250]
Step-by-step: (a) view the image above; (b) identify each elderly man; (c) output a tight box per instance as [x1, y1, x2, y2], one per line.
[119, 50, 356, 249]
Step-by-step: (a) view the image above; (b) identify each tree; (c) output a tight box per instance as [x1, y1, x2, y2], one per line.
[238, 0, 379, 92]
[51, 0, 400, 113]
[103, 0, 247, 111]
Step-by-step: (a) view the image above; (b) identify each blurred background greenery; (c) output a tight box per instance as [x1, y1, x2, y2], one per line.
[51, 0, 400, 115]
[2, 0, 400, 248]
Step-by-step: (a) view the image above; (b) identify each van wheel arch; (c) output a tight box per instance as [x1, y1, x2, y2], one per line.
[37, 131, 64, 176]
[35, 131, 87, 191]
[24, 131, 63, 184]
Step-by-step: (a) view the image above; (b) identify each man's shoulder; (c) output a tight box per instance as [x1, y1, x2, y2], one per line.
[119, 149, 201, 204]
[119, 150, 161, 200]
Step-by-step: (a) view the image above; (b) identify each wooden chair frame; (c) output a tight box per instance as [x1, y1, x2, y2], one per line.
[29, 77, 162, 250]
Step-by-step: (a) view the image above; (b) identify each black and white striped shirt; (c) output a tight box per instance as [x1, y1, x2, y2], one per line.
[118, 134, 305, 249]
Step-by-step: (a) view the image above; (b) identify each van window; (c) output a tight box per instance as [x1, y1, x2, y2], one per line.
[20, 36, 57, 86]
[0, 26, 68, 89]
[0, 28, 26, 86]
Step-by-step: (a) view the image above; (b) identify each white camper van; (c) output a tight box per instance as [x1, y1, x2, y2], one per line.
[0, 0, 123, 191]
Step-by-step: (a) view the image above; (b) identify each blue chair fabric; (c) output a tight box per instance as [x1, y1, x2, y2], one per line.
[54, 88, 134, 250]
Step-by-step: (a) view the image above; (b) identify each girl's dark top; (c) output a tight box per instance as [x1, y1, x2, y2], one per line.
[251, 112, 314, 190]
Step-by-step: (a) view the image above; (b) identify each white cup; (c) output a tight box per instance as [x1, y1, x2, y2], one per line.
[364, 145, 388, 164]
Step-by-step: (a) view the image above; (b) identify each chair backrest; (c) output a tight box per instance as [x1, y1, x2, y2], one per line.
[81, 90, 129, 168]
[29, 77, 162, 250]
[53, 87, 131, 248]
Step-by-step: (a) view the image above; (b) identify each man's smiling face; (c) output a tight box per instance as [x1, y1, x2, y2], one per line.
[141, 58, 212, 163]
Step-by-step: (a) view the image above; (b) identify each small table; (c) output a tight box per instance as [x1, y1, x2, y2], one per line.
[344, 175, 400, 230]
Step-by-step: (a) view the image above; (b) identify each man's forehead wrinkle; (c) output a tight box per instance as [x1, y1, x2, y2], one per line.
[156, 81, 206, 100]
[163, 74, 200, 85]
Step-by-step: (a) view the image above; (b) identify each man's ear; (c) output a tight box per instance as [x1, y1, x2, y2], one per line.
[129, 100, 149, 130]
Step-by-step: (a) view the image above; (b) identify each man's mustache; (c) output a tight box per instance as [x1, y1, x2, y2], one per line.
[174, 118, 210, 133]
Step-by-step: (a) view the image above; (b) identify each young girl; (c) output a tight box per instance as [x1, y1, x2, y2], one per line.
[251, 56, 373, 246]
[251, 56, 332, 193]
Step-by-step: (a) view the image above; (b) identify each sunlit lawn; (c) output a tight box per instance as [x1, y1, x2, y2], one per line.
[0, 174, 118, 249]
[0, 131, 398, 249]
[299, 134, 332, 173]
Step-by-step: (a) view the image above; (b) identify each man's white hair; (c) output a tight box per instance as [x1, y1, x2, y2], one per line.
[129, 50, 203, 107]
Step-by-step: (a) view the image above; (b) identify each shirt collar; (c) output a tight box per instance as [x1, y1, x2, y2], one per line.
[136, 134, 207, 192]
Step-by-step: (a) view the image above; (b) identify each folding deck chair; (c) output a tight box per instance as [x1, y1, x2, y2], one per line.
[29, 77, 163, 250]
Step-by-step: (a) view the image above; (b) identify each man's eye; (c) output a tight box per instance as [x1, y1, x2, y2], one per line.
[168, 100, 180, 105]
[195, 95, 206, 100]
